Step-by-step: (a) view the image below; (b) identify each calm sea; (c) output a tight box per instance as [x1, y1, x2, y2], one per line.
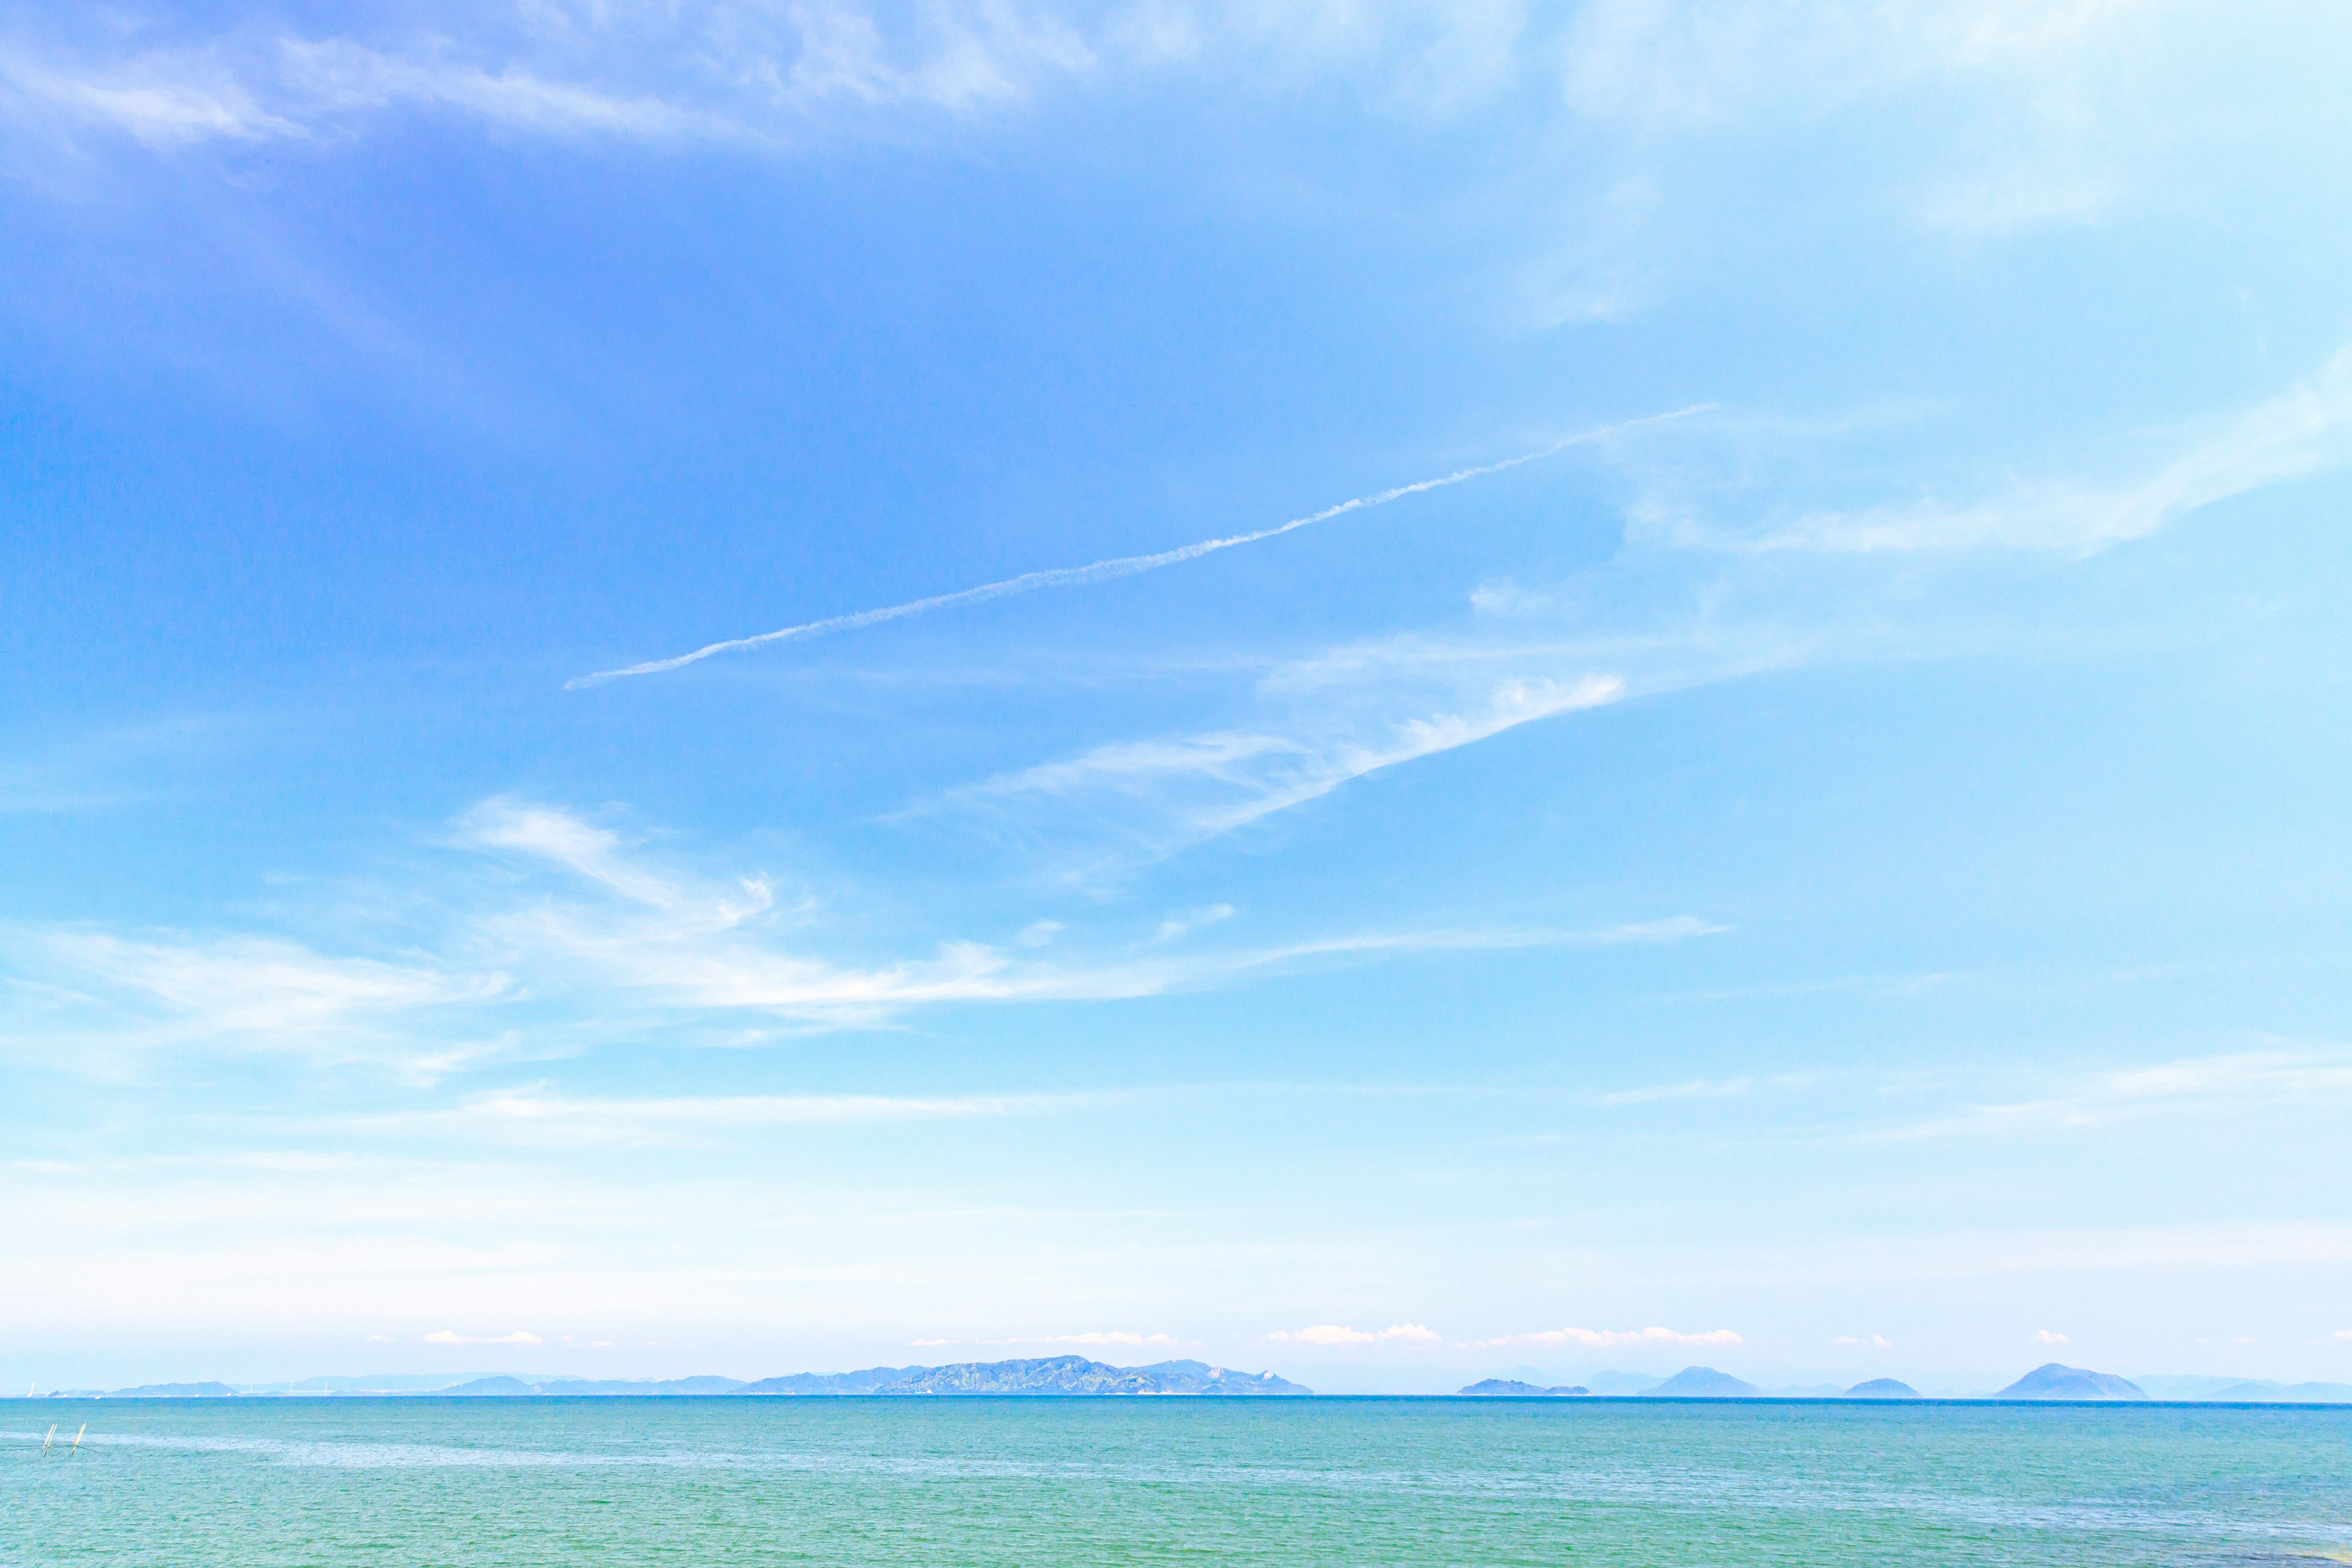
[5, 1398, 2348, 1565]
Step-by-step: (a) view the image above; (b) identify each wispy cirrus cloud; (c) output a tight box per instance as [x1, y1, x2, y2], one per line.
[1682, 347, 2352, 556]
[0, 929, 515, 1078]
[1, 2, 1099, 152]
[0, 799, 1719, 1066]
[1, 45, 300, 146]
[1873, 1046, 2352, 1141]
[423, 1328, 542, 1345]
[941, 673, 1629, 875]
[453, 799, 1721, 1024]
[456, 796, 711, 913]
[1110, 348, 2351, 884]
[26, 932, 501, 1027]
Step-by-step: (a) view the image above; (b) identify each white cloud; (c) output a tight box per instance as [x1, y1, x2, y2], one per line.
[2033, 1329, 2068, 1344]
[0, 47, 302, 146]
[1835, 1333, 1894, 1348]
[1152, 904, 1235, 943]
[5, 0, 2342, 360]
[1552, 0, 2343, 244]
[31, 932, 502, 1030]
[1475, 1325, 1744, 1349]
[457, 797, 698, 911]
[1, 2, 1104, 153]
[459, 808, 1714, 1025]
[423, 1329, 543, 1345]
[1877, 1047, 2352, 1141]
[276, 38, 752, 140]
[1748, 348, 2352, 554]
[952, 674, 1626, 870]
[0, 0, 2238, 165]
[0, 929, 513, 1076]
[1270, 1322, 1441, 1346]
[1560, 0, 2152, 127]
[2, 800, 1714, 1062]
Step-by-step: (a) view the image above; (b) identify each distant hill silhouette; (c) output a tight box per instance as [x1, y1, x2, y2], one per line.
[36, 1359, 1305, 1400]
[1457, 1379, 1589, 1396]
[439, 1376, 541, 1396]
[83, 1381, 240, 1398]
[1641, 1366, 1760, 1398]
[739, 1357, 1310, 1396]
[1132, 1361, 1309, 1395]
[736, 1366, 918, 1395]
[36, 1362, 2350, 1402]
[1994, 1363, 2147, 1400]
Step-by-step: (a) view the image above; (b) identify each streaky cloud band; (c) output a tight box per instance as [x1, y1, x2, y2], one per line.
[566, 407, 1711, 688]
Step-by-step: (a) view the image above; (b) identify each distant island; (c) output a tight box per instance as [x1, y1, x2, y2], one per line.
[1642, 1366, 1761, 1398]
[1457, 1379, 1589, 1396]
[1449, 1364, 2342, 1401]
[29, 1357, 2352, 1402]
[1992, 1363, 2147, 1401]
[735, 1357, 1310, 1396]
[37, 1356, 1311, 1399]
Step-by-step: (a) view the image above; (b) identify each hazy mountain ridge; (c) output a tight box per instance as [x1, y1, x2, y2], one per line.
[32, 1356, 1310, 1398]
[29, 1359, 2352, 1401]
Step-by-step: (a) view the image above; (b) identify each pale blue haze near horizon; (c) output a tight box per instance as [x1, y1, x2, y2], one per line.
[3, 0, 2351, 1397]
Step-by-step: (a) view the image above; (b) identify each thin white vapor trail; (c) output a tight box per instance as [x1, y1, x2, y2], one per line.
[567, 407, 1710, 687]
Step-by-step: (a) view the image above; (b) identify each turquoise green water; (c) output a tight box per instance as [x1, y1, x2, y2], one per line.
[5, 1398, 2348, 1565]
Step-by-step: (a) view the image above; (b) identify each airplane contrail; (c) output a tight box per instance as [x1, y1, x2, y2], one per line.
[567, 406, 1709, 688]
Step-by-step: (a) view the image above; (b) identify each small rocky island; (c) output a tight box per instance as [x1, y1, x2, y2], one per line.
[1992, 1363, 2147, 1400]
[1457, 1379, 1589, 1396]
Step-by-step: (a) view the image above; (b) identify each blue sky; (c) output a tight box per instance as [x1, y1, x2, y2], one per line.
[4, 0, 2351, 1395]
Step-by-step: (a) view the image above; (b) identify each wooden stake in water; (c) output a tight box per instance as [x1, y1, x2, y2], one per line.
[42, 1424, 55, 1452]
[72, 1423, 86, 1457]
